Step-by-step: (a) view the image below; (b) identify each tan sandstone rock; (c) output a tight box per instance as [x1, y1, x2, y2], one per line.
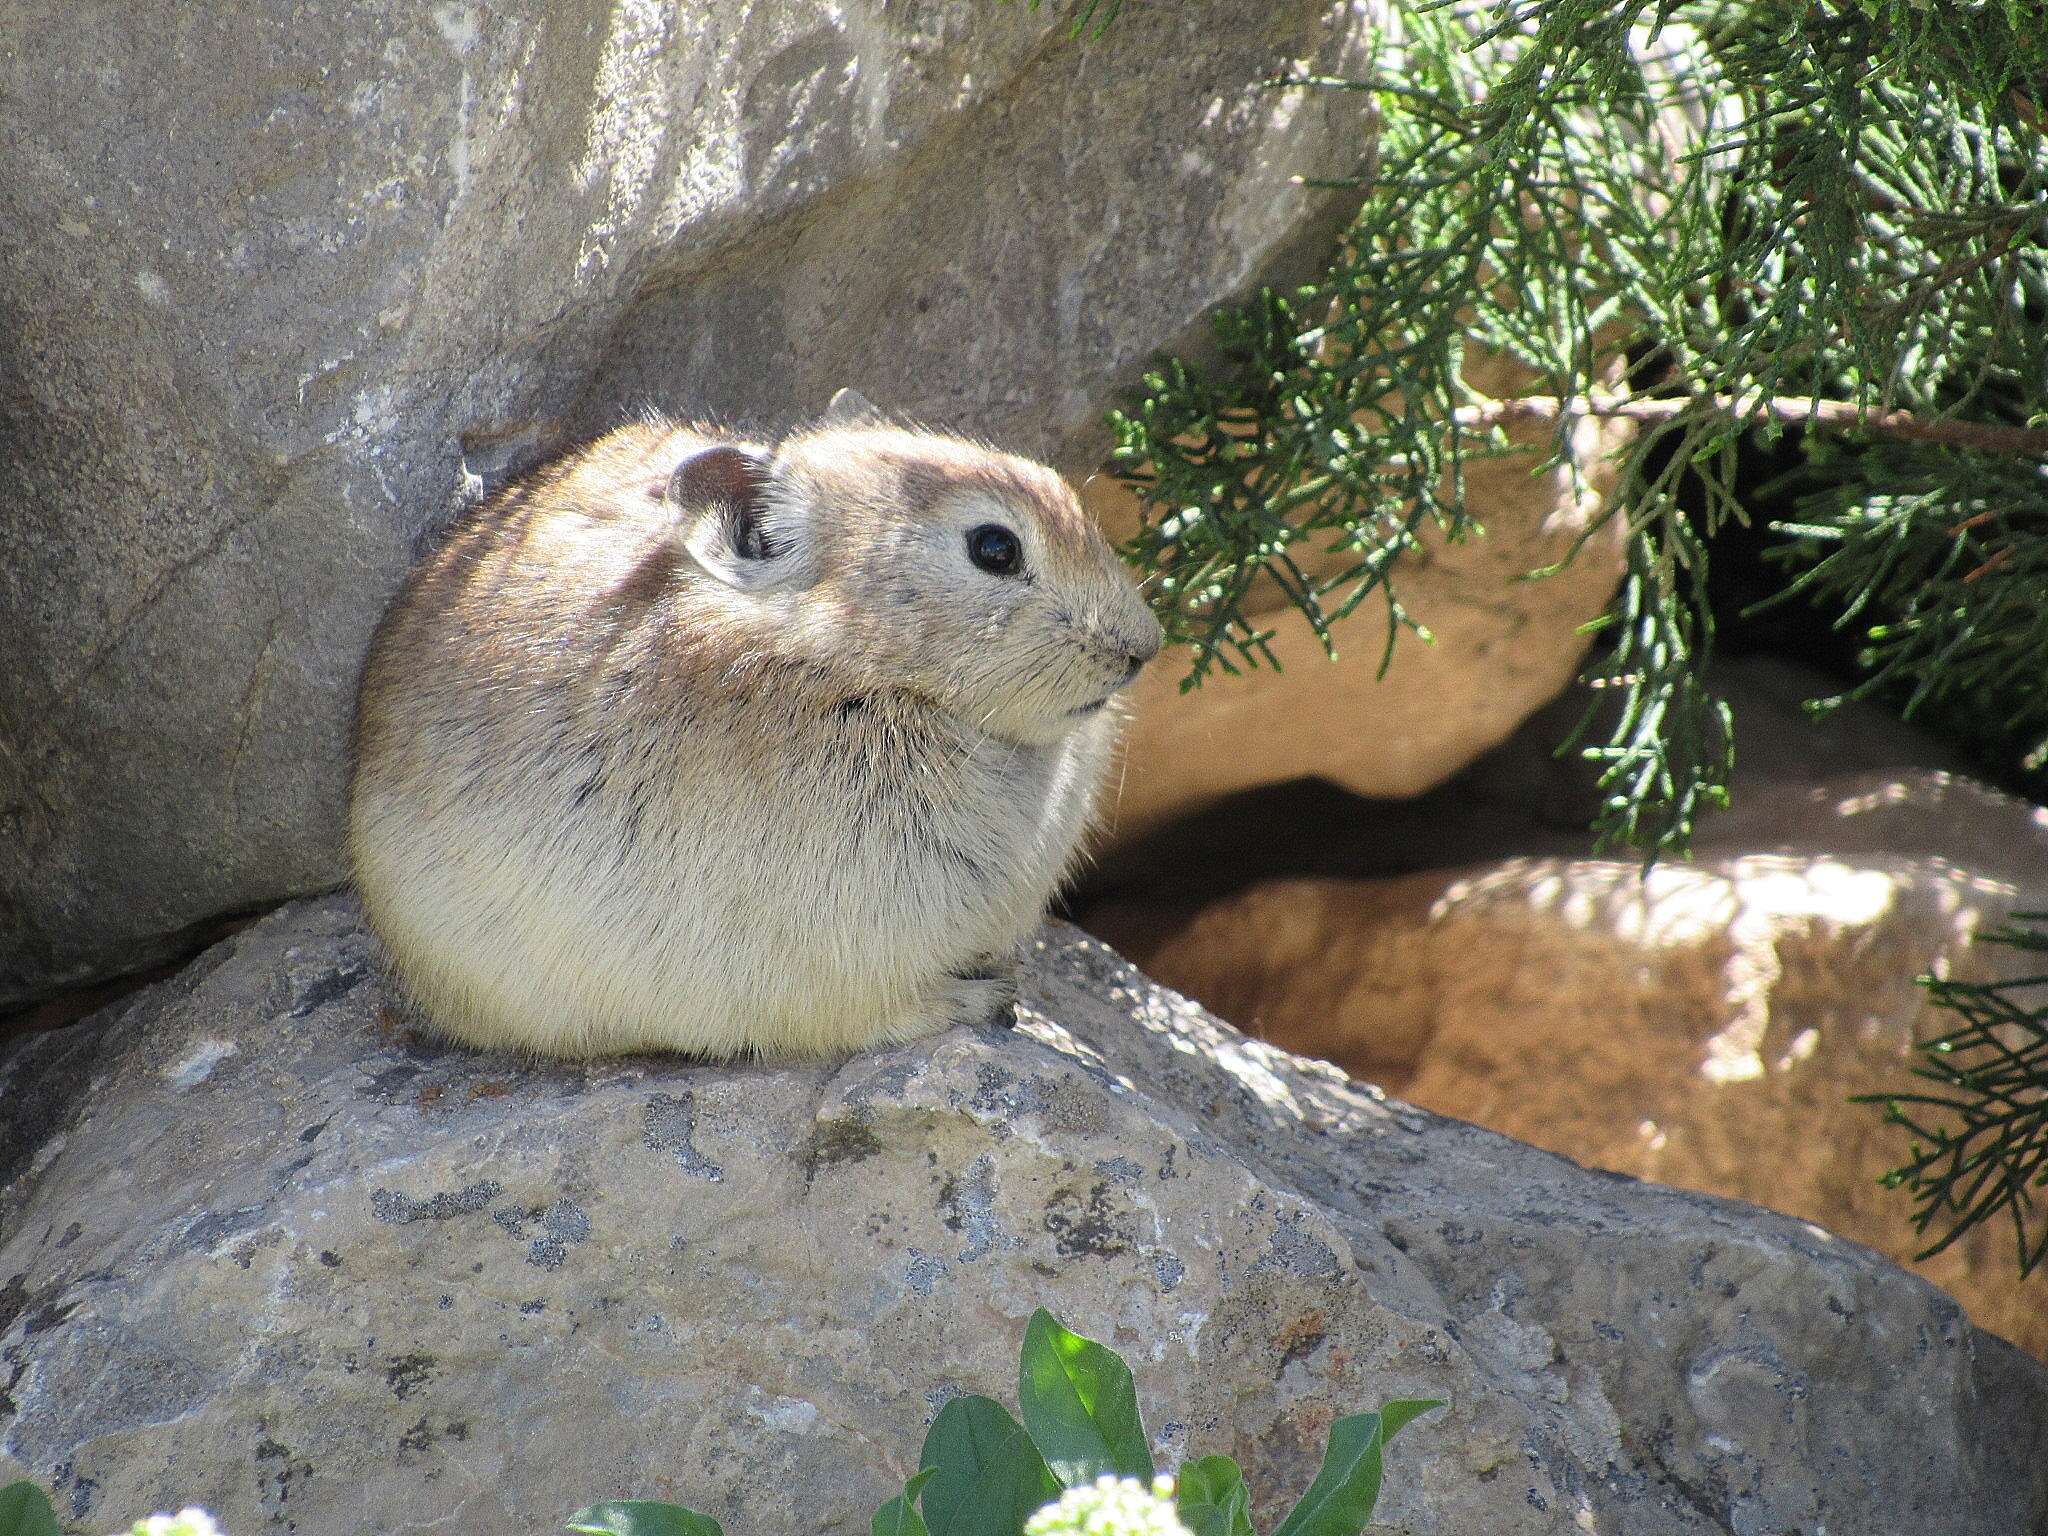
[1125, 769, 2048, 1364]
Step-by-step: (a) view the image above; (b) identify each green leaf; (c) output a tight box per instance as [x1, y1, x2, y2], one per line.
[1016, 1308, 1155, 1485]
[1271, 1401, 1442, 1536]
[918, 1393, 1062, 1536]
[566, 1501, 724, 1536]
[0, 1485, 60, 1536]
[872, 1468, 939, 1536]
[1175, 1455, 1256, 1536]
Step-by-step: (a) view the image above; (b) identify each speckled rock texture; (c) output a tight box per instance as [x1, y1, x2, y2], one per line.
[0, 0, 1376, 1009]
[3, 900, 2043, 1534]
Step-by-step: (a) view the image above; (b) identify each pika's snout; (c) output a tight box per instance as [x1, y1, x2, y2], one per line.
[1130, 610, 1164, 667]
[1067, 596, 1162, 678]
[1106, 603, 1164, 684]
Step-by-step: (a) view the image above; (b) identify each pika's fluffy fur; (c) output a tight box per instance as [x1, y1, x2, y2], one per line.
[348, 394, 1162, 1059]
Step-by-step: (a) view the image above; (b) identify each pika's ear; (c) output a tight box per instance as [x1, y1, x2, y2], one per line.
[820, 387, 881, 427]
[665, 444, 809, 592]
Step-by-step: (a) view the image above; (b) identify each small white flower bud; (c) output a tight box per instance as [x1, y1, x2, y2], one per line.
[1023, 1475, 1192, 1536]
[121, 1510, 226, 1536]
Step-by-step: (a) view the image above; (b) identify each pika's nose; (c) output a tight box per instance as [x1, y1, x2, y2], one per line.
[1128, 614, 1164, 674]
[1121, 630, 1161, 681]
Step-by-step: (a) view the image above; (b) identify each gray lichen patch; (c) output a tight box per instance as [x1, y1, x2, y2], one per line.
[1041, 1181, 1134, 1261]
[936, 1156, 1005, 1265]
[370, 1182, 502, 1225]
[798, 1116, 884, 1182]
[642, 1092, 726, 1182]
[493, 1198, 594, 1271]
[1258, 1212, 1344, 1281]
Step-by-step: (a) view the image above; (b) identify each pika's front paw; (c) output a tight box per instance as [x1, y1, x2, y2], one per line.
[945, 957, 1019, 1031]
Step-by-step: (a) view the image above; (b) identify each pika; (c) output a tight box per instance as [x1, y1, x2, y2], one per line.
[347, 392, 1162, 1060]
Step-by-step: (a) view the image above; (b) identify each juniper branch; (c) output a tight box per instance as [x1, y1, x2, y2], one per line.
[1105, 0, 2048, 856]
[1456, 395, 2048, 459]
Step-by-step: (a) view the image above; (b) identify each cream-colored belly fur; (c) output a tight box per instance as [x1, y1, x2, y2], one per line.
[351, 697, 1114, 1059]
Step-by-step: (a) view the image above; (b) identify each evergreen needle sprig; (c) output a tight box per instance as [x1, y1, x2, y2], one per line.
[1855, 917, 2048, 1277]
[1048, 0, 2048, 1278]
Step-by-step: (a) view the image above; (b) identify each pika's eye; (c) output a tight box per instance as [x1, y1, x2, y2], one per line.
[966, 523, 1023, 576]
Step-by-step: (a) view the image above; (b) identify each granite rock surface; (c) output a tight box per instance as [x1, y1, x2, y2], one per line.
[2, 899, 2043, 1534]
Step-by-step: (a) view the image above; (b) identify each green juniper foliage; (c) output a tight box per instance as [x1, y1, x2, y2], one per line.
[1855, 917, 2048, 1278]
[1025, 0, 1123, 37]
[1103, 0, 2048, 858]
[567, 1309, 1439, 1536]
[1770, 439, 2048, 779]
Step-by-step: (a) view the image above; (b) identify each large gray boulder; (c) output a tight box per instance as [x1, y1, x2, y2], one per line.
[0, 0, 1375, 1008]
[3, 900, 2042, 1534]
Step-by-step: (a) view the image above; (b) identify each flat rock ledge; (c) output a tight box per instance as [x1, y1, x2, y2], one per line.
[2, 897, 2043, 1535]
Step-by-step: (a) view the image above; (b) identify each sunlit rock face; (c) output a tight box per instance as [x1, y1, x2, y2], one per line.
[0, 0, 1376, 1008]
[1121, 769, 2048, 1365]
[3, 903, 2044, 1533]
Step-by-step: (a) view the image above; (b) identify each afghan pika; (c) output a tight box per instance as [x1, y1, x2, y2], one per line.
[347, 392, 1163, 1059]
